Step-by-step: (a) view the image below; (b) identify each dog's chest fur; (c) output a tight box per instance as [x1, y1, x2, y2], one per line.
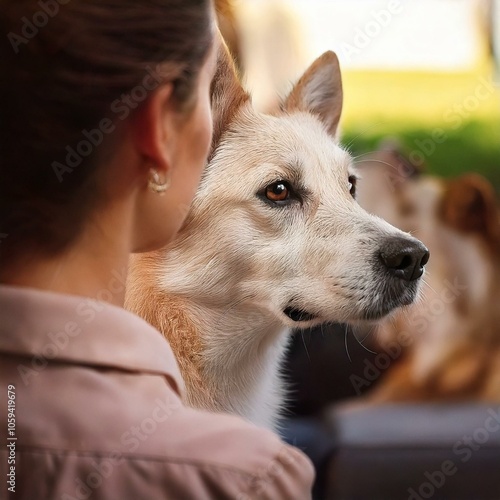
[203, 319, 291, 429]
[170, 297, 291, 429]
[126, 267, 290, 429]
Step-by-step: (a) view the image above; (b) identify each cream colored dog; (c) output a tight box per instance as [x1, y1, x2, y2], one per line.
[126, 45, 429, 429]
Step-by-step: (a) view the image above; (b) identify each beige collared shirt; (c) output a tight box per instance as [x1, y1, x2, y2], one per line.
[0, 285, 314, 499]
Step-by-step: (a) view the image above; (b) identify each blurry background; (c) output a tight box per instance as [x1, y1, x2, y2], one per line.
[218, 2, 500, 497]
[235, 0, 500, 190]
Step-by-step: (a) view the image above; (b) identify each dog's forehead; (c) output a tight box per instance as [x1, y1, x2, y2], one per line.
[233, 110, 352, 179]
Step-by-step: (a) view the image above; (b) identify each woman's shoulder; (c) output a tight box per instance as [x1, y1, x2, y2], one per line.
[1, 357, 313, 499]
[0, 285, 314, 498]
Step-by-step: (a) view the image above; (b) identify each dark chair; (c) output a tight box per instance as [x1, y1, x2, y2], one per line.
[283, 326, 500, 499]
[282, 404, 500, 500]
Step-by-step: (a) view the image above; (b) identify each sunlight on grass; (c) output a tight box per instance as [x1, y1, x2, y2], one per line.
[340, 63, 500, 190]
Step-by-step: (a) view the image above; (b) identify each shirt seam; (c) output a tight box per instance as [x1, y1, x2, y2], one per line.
[13, 445, 285, 482]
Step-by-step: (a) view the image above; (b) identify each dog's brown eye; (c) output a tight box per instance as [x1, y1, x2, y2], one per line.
[348, 175, 357, 198]
[266, 182, 290, 202]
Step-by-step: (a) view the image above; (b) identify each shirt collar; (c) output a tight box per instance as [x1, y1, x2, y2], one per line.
[0, 284, 184, 395]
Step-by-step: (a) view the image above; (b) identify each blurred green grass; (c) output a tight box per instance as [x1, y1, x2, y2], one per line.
[340, 67, 500, 191]
[342, 119, 500, 191]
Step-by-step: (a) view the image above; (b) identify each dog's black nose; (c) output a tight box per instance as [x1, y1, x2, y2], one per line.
[380, 238, 430, 281]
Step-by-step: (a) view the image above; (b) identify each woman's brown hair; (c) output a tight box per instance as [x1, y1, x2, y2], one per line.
[0, 0, 213, 263]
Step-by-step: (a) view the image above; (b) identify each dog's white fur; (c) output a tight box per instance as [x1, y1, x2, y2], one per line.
[126, 45, 425, 429]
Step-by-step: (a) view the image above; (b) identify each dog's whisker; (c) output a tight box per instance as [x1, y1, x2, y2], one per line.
[400, 303, 413, 321]
[351, 151, 386, 162]
[358, 324, 375, 344]
[421, 276, 438, 297]
[351, 150, 381, 160]
[342, 121, 388, 151]
[351, 327, 377, 355]
[344, 324, 352, 362]
[300, 330, 311, 362]
[352, 158, 400, 171]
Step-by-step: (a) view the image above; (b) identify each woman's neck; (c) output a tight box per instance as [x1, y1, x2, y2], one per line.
[1, 202, 133, 307]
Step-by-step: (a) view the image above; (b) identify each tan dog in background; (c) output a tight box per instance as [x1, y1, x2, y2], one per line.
[356, 148, 500, 402]
[126, 43, 429, 429]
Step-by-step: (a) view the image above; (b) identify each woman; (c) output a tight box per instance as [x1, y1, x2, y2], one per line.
[0, 1, 314, 498]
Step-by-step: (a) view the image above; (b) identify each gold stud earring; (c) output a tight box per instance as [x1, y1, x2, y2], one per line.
[148, 168, 170, 195]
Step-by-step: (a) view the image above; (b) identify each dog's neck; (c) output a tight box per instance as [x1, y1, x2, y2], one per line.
[131, 248, 291, 430]
[182, 298, 290, 429]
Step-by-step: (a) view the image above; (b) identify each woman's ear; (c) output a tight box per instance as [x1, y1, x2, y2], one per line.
[129, 83, 175, 180]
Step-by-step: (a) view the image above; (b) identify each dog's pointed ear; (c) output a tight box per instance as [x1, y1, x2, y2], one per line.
[209, 36, 250, 157]
[440, 174, 500, 251]
[282, 51, 343, 137]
